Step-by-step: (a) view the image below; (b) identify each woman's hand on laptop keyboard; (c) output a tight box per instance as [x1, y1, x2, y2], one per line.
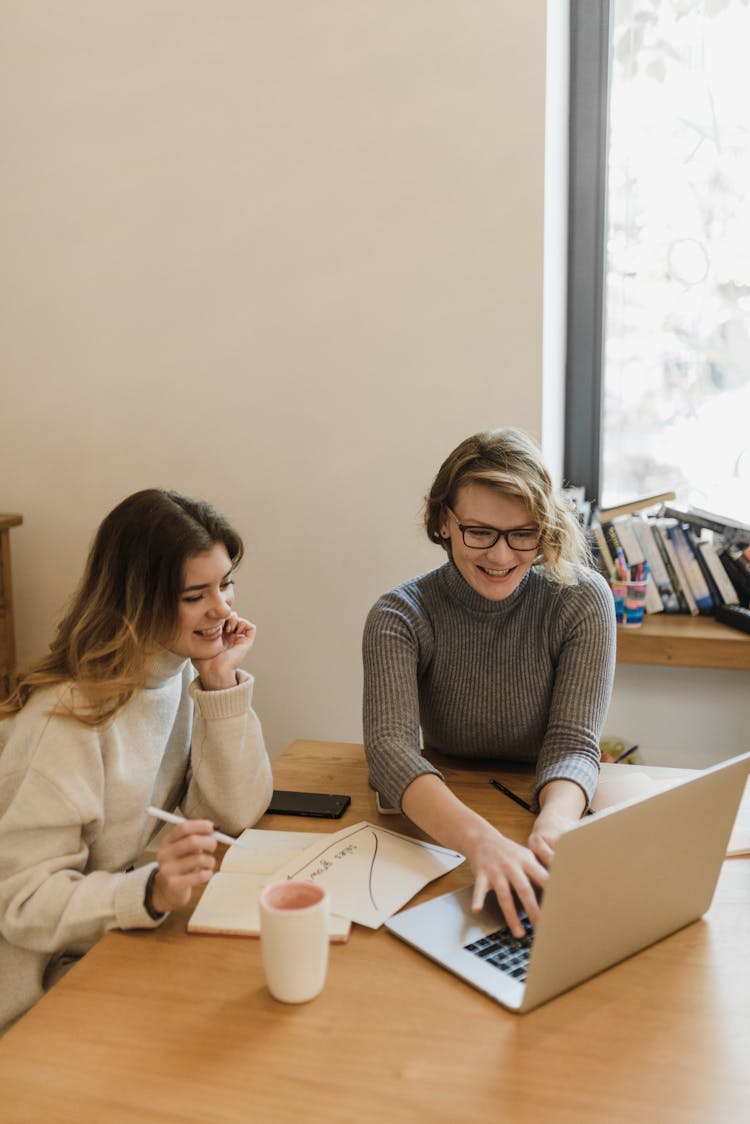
[399, 773, 547, 939]
[468, 827, 548, 939]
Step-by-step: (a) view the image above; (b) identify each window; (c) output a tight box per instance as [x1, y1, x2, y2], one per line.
[565, 0, 750, 520]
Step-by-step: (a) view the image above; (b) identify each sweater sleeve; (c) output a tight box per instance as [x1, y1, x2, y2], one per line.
[183, 670, 273, 833]
[362, 594, 443, 808]
[533, 571, 616, 808]
[0, 743, 165, 959]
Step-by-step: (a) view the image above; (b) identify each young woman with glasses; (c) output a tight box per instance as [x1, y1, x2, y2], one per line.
[0, 490, 273, 1032]
[362, 428, 615, 938]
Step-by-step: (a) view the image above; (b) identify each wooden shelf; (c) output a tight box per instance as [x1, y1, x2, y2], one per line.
[616, 612, 750, 670]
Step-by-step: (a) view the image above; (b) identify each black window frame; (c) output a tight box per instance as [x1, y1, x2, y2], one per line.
[563, 0, 612, 506]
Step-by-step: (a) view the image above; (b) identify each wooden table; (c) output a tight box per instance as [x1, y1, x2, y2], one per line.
[1, 741, 748, 1123]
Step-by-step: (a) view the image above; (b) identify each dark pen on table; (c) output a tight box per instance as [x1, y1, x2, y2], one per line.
[490, 778, 533, 813]
[490, 778, 595, 817]
[612, 743, 639, 764]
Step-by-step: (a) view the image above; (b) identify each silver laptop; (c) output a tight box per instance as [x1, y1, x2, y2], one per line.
[385, 751, 750, 1013]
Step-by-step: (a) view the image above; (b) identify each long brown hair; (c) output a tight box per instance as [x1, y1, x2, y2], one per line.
[0, 489, 243, 726]
[424, 428, 591, 585]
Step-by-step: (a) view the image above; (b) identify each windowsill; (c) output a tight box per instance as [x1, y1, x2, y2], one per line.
[616, 614, 750, 670]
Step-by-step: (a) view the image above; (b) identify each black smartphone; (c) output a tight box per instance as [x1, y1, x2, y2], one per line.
[267, 789, 351, 819]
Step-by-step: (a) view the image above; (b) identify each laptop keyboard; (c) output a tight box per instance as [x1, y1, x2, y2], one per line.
[463, 913, 534, 981]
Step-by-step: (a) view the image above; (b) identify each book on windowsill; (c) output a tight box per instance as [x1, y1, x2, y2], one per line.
[666, 523, 714, 615]
[595, 490, 676, 524]
[663, 524, 700, 615]
[719, 546, 750, 608]
[600, 517, 625, 568]
[186, 828, 352, 942]
[690, 537, 727, 609]
[660, 505, 750, 546]
[589, 517, 615, 581]
[632, 516, 682, 613]
[689, 533, 740, 607]
[649, 519, 693, 614]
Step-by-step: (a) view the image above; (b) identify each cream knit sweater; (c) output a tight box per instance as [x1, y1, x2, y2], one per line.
[0, 652, 272, 1032]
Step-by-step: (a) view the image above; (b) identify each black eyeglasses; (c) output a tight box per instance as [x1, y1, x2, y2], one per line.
[446, 508, 541, 551]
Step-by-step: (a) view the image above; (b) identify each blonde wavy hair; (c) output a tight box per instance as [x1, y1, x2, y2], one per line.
[424, 427, 591, 586]
[0, 489, 243, 727]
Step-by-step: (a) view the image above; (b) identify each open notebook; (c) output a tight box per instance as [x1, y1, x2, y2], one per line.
[187, 829, 353, 942]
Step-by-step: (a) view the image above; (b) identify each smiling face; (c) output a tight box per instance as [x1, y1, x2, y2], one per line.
[440, 482, 539, 601]
[168, 543, 236, 660]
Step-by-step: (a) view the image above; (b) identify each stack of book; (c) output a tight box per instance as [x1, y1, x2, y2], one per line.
[588, 492, 750, 616]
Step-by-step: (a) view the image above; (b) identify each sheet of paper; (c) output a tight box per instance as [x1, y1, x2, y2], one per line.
[269, 820, 464, 929]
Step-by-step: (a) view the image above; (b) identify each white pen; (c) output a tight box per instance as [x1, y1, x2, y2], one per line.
[146, 805, 253, 851]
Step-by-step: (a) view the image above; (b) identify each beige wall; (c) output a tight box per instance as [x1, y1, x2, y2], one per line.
[1, 3, 550, 757]
[3, 3, 748, 769]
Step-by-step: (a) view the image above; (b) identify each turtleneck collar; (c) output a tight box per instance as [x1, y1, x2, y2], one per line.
[438, 558, 533, 615]
[144, 650, 191, 688]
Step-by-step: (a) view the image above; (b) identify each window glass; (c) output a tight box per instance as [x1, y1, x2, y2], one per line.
[602, 0, 750, 518]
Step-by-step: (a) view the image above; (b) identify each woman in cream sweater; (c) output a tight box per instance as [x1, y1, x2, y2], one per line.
[0, 489, 273, 1033]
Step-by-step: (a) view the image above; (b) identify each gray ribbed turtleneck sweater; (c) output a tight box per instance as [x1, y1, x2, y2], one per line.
[363, 561, 615, 809]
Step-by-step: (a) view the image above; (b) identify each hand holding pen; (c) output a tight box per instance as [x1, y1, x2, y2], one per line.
[145, 808, 219, 914]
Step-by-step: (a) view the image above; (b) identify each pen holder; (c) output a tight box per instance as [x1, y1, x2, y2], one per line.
[610, 579, 647, 628]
